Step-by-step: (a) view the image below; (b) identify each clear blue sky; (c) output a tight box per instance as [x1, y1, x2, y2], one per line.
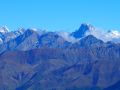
[0, 0, 120, 31]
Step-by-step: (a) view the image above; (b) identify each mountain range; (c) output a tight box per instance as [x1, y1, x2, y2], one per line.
[0, 23, 120, 90]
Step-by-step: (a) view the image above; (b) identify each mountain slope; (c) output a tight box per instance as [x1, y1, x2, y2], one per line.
[0, 23, 120, 89]
[0, 35, 120, 89]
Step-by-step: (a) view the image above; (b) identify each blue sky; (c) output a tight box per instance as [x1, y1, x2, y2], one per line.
[0, 0, 120, 31]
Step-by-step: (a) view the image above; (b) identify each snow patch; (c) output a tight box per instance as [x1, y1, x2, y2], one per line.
[0, 26, 9, 34]
[85, 28, 120, 43]
[58, 32, 79, 43]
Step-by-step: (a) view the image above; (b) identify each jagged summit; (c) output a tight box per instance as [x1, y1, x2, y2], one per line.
[0, 26, 9, 34]
[0, 23, 120, 47]
[80, 23, 95, 30]
[71, 23, 95, 38]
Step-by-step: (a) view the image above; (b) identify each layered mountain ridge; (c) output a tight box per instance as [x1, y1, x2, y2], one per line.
[0, 23, 120, 90]
[0, 23, 120, 53]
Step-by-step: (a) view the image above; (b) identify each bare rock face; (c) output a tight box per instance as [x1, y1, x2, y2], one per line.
[71, 23, 94, 38]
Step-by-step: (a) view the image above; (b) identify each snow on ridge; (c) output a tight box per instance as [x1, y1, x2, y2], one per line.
[0, 26, 9, 33]
[0, 24, 120, 43]
[85, 27, 120, 43]
[57, 31, 80, 43]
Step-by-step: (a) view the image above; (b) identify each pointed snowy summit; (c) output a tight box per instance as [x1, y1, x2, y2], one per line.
[0, 26, 9, 34]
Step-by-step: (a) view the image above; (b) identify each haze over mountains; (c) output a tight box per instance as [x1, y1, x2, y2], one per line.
[0, 23, 120, 90]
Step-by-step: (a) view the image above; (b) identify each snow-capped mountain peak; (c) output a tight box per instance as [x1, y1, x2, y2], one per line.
[0, 26, 9, 34]
[107, 30, 120, 38]
[14, 28, 25, 35]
